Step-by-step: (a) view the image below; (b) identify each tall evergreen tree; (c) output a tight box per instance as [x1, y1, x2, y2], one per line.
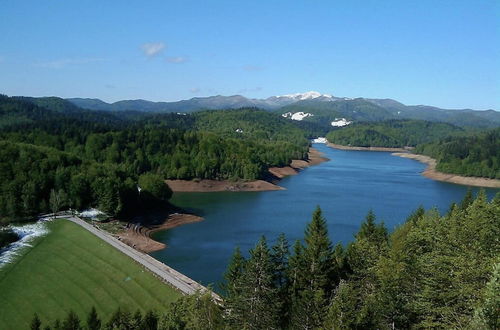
[290, 206, 334, 329]
[238, 236, 280, 329]
[271, 233, 291, 328]
[62, 310, 81, 330]
[30, 313, 41, 330]
[223, 246, 246, 327]
[86, 307, 101, 330]
[459, 188, 474, 211]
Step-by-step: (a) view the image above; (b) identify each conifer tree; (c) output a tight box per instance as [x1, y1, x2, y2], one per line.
[223, 246, 246, 297]
[459, 188, 474, 211]
[238, 236, 280, 329]
[271, 233, 290, 328]
[271, 233, 290, 289]
[30, 313, 41, 330]
[290, 206, 334, 329]
[62, 310, 81, 330]
[86, 307, 101, 330]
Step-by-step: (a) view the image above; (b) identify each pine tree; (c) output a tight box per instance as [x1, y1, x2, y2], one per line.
[459, 188, 474, 211]
[287, 240, 305, 295]
[290, 206, 334, 329]
[62, 310, 81, 330]
[238, 236, 280, 329]
[271, 233, 290, 328]
[223, 246, 246, 296]
[30, 313, 41, 330]
[141, 310, 158, 330]
[303, 206, 333, 291]
[86, 307, 101, 330]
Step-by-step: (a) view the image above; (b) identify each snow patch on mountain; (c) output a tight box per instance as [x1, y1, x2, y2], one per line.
[282, 112, 314, 121]
[278, 91, 333, 100]
[331, 118, 352, 127]
[312, 137, 327, 143]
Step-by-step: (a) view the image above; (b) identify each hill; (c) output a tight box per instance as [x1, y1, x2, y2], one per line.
[415, 128, 500, 179]
[65, 92, 500, 129]
[326, 120, 464, 148]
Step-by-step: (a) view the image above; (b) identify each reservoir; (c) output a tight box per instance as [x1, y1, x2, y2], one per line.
[150, 144, 498, 287]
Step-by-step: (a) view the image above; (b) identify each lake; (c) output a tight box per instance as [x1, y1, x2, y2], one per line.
[150, 144, 498, 287]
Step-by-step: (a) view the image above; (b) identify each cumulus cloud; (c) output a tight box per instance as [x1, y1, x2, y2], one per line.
[166, 56, 188, 63]
[34, 58, 105, 69]
[141, 42, 166, 57]
[190, 87, 201, 93]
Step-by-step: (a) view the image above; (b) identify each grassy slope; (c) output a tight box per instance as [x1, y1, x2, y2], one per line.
[0, 220, 181, 328]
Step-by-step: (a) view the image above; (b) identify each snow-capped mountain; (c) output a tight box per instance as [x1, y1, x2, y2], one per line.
[68, 91, 341, 112]
[277, 91, 333, 101]
[66, 92, 500, 129]
[264, 91, 340, 108]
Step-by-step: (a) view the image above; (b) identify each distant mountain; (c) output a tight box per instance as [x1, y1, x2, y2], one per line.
[68, 91, 340, 112]
[66, 91, 500, 128]
[68, 95, 273, 112]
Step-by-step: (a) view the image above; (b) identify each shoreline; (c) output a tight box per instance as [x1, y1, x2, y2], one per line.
[327, 142, 413, 152]
[392, 153, 500, 188]
[165, 147, 329, 192]
[119, 147, 329, 252]
[117, 213, 203, 253]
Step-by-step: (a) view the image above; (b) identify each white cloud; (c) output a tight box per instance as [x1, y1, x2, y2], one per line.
[166, 56, 188, 63]
[190, 87, 201, 93]
[34, 58, 105, 69]
[141, 42, 166, 57]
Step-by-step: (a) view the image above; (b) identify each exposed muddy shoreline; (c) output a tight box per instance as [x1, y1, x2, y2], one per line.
[165, 147, 329, 192]
[117, 213, 203, 253]
[392, 153, 500, 188]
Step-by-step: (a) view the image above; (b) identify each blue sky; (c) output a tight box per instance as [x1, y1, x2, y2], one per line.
[0, 0, 498, 109]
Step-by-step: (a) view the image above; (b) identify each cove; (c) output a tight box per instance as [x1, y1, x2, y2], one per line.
[150, 144, 498, 287]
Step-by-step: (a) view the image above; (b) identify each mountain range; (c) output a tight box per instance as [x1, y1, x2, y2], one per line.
[67, 91, 500, 128]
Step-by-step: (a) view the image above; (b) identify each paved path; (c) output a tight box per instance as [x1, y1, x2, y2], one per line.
[52, 215, 220, 300]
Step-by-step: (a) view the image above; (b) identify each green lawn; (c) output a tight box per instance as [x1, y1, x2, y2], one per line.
[0, 219, 181, 328]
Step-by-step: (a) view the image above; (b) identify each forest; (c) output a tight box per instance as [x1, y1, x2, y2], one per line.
[325, 120, 464, 148]
[0, 96, 310, 223]
[326, 120, 499, 179]
[29, 192, 500, 329]
[415, 128, 500, 179]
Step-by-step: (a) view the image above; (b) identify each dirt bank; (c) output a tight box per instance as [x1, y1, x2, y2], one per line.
[392, 153, 500, 188]
[166, 147, 329, 192]
[327, 142, 413, 152]
[117, 213, 203, 253]
[165, 179, 284, 192]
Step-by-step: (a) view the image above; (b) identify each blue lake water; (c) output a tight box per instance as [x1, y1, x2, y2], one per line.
[150, 144, 498, 287]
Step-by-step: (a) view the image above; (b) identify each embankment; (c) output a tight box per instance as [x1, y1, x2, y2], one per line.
[166, 147, 329, 192]
[117, 213, 203, 253]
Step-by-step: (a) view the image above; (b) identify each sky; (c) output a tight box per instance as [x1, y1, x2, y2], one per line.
[0, 0, 499, 109]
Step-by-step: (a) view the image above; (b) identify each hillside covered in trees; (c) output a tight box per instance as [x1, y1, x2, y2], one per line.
[415, 128, 500, 179]
[326, 120, 464, 148]
[31, 193, 500, 329]
[0, 96, 311, 223]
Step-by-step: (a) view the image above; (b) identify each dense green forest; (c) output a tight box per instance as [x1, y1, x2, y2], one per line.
[0, 96, 310, 223]
[31, 193, 500, 329]
[416, 128, 500, 179]
[326, 120, 464, 148]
